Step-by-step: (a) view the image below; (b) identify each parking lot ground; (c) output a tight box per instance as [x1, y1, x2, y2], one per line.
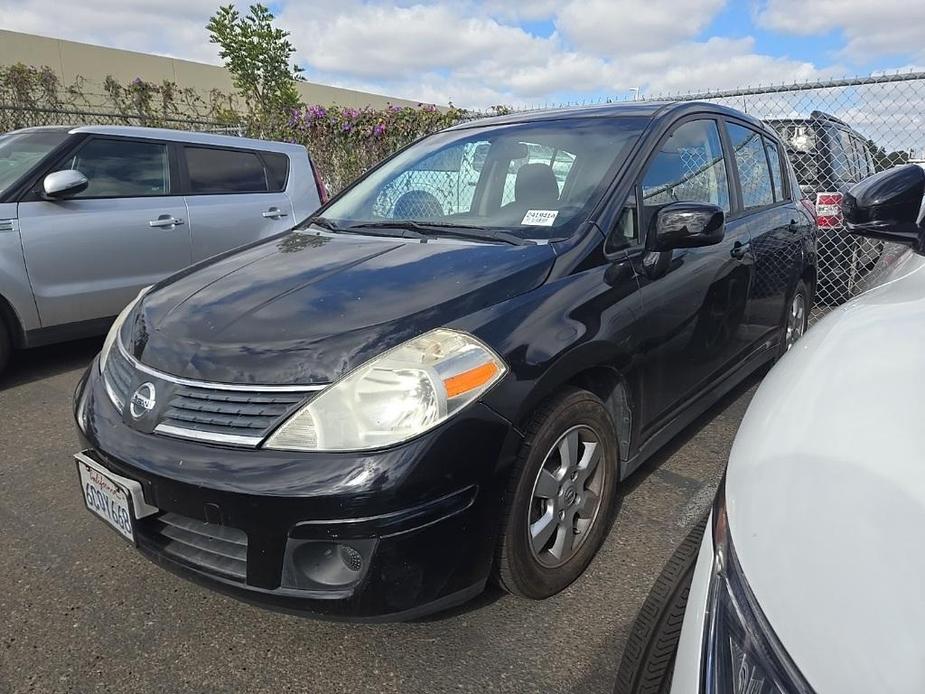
[0, 339, 758, 694]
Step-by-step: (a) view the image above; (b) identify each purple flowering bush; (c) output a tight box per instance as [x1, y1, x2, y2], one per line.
[283, 103, 468, 193]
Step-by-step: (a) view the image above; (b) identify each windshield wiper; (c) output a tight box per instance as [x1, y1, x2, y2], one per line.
[300, 215, 341, 231]
[302, 216, 424, 239]
[350, 220, 533, 246]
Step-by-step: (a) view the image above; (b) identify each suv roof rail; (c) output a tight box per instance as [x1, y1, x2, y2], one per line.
[809, 110, 852, 128]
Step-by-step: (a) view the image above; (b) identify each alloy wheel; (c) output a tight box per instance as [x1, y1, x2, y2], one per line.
[527, 425, 606, 568]
[785, 291, 807, 351]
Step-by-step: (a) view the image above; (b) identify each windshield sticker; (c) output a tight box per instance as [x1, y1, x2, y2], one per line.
[521, 210, 558, 226]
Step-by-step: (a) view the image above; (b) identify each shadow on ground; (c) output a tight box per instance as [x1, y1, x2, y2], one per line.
[0, 336, 102, 391]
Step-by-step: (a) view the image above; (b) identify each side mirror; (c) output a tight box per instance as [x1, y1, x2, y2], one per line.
[843, 165, 925, 252]
[43, 170, 89, 199]
[648, 202, 725, 252]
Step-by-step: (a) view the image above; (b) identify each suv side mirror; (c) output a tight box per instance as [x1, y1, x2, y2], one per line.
[843, 164, 925, 252]
[648, 202, 725, 252]
[43, 170, 89, 199]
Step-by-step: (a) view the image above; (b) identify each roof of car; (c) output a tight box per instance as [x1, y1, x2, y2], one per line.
[765, 110, 860, 132]
[445, 100, 772, 134]
[12, 124, 306, 153]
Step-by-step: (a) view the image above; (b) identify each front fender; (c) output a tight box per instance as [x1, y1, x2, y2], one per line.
[451, 259, 643, 448]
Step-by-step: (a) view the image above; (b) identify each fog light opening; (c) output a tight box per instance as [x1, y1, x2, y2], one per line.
[284, 539, 373, 589]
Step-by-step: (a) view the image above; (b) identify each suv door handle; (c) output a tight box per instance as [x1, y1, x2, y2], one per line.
[788, 219, 800, 233]
[730, 241, 750, 260]
[148, 215, 185, 228]
[262, 208, 288, 219]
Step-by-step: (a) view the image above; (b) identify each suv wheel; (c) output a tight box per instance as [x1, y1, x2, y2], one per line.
[614, 516, 708, 694]
[495, 387, 619, 599]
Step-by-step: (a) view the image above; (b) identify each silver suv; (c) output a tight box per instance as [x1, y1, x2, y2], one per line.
[0, 125, 324, 373]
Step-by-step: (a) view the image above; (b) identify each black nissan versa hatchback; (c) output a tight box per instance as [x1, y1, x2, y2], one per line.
[73, 101, 816, 621]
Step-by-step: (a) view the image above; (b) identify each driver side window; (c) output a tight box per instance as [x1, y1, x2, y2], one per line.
[641, 119, 730, 232]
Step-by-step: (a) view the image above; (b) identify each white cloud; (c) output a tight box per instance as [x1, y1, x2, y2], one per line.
[279, 3, 554, 80]
[2, 0, 905, 110]
[756, 0, 925, 61]
[0, 0, 222, 64]
[557, 0, 726, 55]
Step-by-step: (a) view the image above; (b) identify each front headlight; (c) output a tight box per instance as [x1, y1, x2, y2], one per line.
[99, 286, 151, 374]
[703, 484, 814, 694]
[264, 328, 507, 452]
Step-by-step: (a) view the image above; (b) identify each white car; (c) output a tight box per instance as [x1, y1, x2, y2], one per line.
[616, 163, 925, 694]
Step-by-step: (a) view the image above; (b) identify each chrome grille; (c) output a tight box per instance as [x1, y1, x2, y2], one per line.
[103, 347, 135, 410]
[101, 341, 323, 447]
[142, 512, 247, 582]
[156, 388, 307, 446]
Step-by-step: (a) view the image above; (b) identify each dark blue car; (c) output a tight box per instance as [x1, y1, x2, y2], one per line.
[73, 101, 815, 620]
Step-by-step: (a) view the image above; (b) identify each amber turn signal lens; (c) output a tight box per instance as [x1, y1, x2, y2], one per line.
[443, 362, 499, 398]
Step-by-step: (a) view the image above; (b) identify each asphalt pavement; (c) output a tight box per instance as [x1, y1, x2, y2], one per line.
[0, 338, 757, 694]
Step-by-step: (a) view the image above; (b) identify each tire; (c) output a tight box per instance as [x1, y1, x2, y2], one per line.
[495, 387, 620, 599]
[0, 318, 10, 377]
[614, 516, 708, 694]
[777, 279, 810, 358]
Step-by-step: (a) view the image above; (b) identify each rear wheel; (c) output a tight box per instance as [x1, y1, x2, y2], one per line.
[495, 388, 619, 599]
[0, 319, 10, 377]
[779, 279, 809, 357]
[614, 516, 708, 694]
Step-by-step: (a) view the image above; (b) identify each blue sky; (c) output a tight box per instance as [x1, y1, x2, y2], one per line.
[2, 0, 923, 107]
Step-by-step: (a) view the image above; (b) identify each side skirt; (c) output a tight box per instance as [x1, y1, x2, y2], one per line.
[23, 316, 114, 348]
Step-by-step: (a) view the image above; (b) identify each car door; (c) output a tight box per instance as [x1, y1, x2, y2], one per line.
[725, 122, 804, 344]
[182, 145, 293, 262]
[17, 136, 190, 328]
[628, 117, 754, 437]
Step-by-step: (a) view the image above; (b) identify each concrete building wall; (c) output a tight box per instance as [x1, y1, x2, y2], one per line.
[0, 29, 425, 109]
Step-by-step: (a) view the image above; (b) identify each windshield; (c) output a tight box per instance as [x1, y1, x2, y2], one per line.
[316, 116, 648, 240]
[0, 130, 69, 197]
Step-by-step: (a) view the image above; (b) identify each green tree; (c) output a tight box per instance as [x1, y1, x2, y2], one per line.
[207, 3, 303, 135]
[865, 139, 911, 172]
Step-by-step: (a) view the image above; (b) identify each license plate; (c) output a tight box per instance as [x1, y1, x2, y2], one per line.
[76, 457, 137, 543]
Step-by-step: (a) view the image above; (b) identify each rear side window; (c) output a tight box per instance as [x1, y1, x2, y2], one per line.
[852, 136, 871, 177]
[185, 147, 268, 194]
[827, 127, 859, 182]
[68, 138, 169, 198]
[763, 138, 785, 201]
[727, 124, 774, 209]
[262, 152, 289, 192]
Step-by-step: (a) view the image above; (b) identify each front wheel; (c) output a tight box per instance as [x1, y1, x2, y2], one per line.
[495, 388, 620, 599]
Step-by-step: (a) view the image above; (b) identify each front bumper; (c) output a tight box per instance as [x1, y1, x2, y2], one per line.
[74, 362, 522, 621]
[669, 513, 714, 693]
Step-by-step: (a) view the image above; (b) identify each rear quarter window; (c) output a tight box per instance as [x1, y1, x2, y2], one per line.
[185, 146, 269, 194]
[827, 127, 860, 182]
[262, 151, 290, 192]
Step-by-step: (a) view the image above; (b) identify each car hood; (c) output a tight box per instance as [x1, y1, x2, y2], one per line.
[125, 231, 555, 385]
[726, 248, 925, 693]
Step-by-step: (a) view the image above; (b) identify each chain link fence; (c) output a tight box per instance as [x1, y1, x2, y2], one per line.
[4, 71, 924, 322]
[632, 71, 925, 321]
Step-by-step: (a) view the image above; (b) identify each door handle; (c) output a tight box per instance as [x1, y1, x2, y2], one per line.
[148, 215, 184, 228]
[730, 241, 750, 260]
[788, 219, 800, 233]
[262, 208, 289, 219]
